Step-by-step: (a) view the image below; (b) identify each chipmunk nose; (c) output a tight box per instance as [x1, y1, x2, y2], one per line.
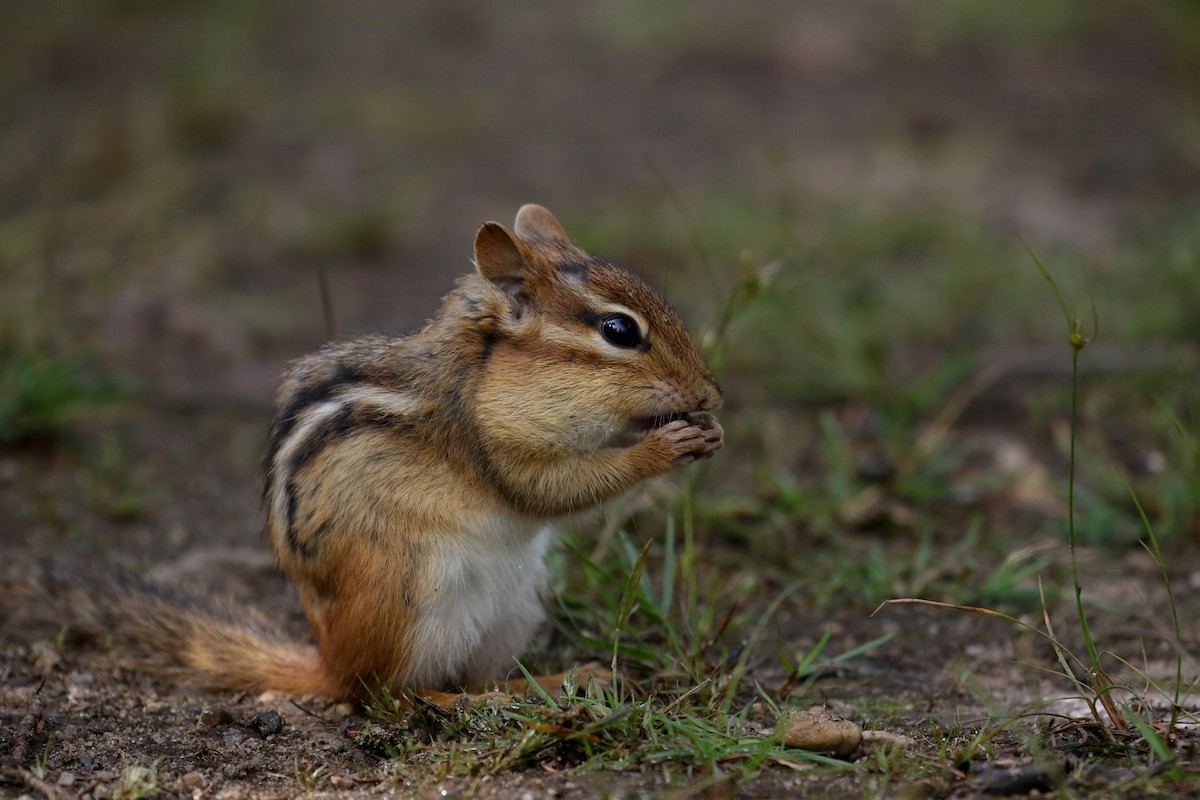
[695, 386, 723, 411]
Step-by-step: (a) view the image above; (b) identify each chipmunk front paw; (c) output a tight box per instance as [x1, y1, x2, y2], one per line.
[646, 412, 724, 468]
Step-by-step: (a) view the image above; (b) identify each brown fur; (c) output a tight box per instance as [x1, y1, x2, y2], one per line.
[8, 205, 723, 704]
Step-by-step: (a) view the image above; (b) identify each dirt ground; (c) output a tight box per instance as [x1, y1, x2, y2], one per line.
[2, 1, 1198, 797]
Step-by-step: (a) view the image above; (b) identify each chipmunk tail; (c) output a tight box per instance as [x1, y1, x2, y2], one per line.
[3, 568, 345, 699]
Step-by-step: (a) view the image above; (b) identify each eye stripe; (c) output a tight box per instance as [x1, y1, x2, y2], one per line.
[574, 304, 651, 338]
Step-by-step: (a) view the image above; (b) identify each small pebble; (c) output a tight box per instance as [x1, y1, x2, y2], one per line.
[973, 763, 1059, 795]
[776, 706, 862, 757]
[199, 706, 234, 728]
[248, 709, 283, 737]
[181, 772, 206, 789]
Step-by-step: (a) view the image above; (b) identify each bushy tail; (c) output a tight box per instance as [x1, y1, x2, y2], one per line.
[3, 568, 343, 699]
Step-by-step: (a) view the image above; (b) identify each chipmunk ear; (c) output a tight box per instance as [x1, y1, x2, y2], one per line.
[513, 204, 571, 243]
[475, 221, 530, 297]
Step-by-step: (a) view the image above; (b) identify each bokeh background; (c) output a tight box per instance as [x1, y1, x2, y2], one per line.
[4, 0, 1200, 582]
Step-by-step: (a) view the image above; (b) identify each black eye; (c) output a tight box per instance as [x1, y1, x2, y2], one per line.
[600, 313, 642, 348]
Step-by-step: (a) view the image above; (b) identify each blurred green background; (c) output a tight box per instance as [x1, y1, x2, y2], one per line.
[1, 0, 1197, 572]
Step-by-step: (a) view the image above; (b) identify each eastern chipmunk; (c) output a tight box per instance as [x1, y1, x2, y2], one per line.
[10, 205, 724, 703]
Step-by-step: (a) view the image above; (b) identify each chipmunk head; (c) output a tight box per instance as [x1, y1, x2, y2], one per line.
[469, 204, 722, 451]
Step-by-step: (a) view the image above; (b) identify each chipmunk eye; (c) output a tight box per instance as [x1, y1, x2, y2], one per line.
[600, 313, 642, 349]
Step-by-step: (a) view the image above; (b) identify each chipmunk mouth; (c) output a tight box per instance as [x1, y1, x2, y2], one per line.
[609, 411, 693, 447]
[628, 411, 692, 433]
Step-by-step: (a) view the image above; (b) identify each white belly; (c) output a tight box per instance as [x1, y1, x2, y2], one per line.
[402, 520, 554, 690]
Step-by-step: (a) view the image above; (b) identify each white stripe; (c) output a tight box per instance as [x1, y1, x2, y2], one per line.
[270, 387, 423, 533]
[339, 386, 422, 417]
[271, 399, 345, 532]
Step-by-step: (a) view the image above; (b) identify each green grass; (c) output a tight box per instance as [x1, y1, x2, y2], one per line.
[347, 494, 887, 793]
[109, 763, 159, 800]
[874, 252, 1199, 793]
[0, 345, 125, 447]
[345, 229, 1198, 794]
[358, 547, 1196, 796]
[359, 680, 848, 785]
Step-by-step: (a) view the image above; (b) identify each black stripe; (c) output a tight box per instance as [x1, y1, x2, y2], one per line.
[283, 479, 315, 558]
[479, 331, 499, 362]
[287, 399, 420, 479]
[279, 399, 420, 558]
[266, 363, 362, 470]
[263, 362, 362, 504]
[576, 310, 604, 330]
[287, 403, 355, 477]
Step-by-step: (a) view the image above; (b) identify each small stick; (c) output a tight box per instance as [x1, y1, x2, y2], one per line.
[318, 265, 337, 341]
[9, 692, 45, 766]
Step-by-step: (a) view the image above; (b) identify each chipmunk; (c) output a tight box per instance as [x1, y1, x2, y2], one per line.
[9, 205, 724, 704]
